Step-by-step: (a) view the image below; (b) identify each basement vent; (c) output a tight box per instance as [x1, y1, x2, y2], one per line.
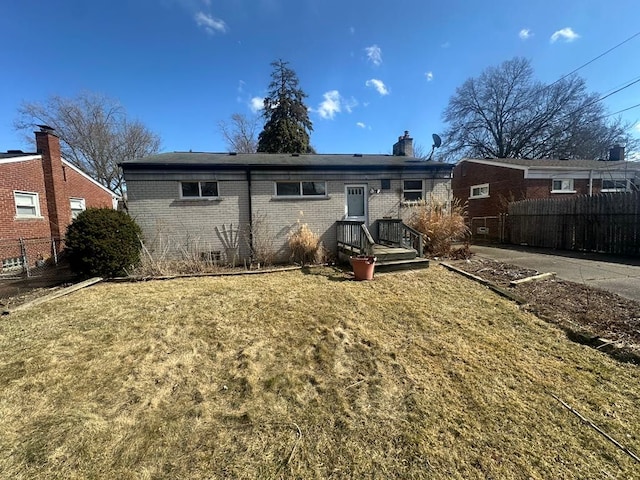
[200, 251, 222, 263]
[354, 153, 363, 157]
[291, 153, 300, 157]
[229, 152, 237, 156]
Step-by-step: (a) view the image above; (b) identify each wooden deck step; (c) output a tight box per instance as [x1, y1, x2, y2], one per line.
[375, 258, 430, 272]
[372, 244, 417, 262]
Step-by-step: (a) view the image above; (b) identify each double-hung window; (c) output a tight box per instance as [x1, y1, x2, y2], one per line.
[551, 179, 575, 193]
[469, 183, 489, 199]
[180, 181, 218, 198]
[70, 198, 86, 219]
[403, 180, 423, 201]
[14, 191, 40, 218]
[601, 179, 628, 192]
[275, 181, 326, 197]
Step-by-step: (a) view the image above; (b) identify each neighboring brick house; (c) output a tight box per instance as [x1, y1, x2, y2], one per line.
[1, 127, 118, 269]
[121, 131, 453, 263]
[452, 152, 640, 239]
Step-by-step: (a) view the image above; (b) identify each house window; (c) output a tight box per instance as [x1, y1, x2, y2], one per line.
[469, 183, 489, 199]
[551, 179, 575, 193]
[381, 179, 391, 190]
[14, 191, 40, 218]
[2, 257, 24, 271]
[275, 181, 326, 197]
[403, 180, 423, 201]
[70, 198, 86, 219]
[181, 181, 218, 198]
[601, 179, 629, 192]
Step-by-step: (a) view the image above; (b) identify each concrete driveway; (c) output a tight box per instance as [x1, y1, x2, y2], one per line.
[470, 245, 640, 302]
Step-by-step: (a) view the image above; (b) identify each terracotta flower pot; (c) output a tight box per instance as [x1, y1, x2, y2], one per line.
[350, 255, 376, 281]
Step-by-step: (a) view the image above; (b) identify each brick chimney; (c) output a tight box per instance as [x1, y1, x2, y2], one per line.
[609, 145, 625, 162]
[36, 126, 71, 239]
[392, 130, 414, 157]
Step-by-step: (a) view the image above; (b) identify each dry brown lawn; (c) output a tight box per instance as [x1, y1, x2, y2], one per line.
[0, 266, 639, 479]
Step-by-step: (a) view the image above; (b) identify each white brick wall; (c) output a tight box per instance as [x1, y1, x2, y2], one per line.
[126, 175, 452, 263]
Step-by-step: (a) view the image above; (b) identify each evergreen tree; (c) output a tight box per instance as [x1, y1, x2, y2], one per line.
[257, 60, 313, 153]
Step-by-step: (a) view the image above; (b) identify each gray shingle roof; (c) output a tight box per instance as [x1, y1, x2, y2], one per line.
[121, 152, 453, 170]
[461, 157, 639, 170]
[0, 151, 37, 159]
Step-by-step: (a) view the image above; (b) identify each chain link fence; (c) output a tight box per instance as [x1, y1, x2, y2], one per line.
[0, 237, 65, 279]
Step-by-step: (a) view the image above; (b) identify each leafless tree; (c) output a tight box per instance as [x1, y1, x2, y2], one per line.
[442, 57, 636, 160]
[218, 113, 260, 153]
[15, 92, 161, 197]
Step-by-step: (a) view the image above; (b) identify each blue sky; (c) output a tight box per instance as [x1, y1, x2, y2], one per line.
[1, 0, 639, 157]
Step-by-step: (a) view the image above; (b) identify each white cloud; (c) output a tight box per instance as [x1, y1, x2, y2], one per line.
[365, 79, 389, 96]
[441, 41, 450, 48]
[365, 45, 382, 66]
[635, 122, 640, 133]
[519, 28, 532, 40]
[194, 11, 227, 34]
[425, 71, 434, 81]
[344, 97, 358, 113]
[550, 27, 580, 43]
[356, 122, 366, 129]
[249, 97, 264, 113]
[317, 90, 342, 120]
[349, 26, 355, 35]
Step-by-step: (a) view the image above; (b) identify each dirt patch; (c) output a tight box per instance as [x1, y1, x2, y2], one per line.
[449, 257, 640, 358]
[0, 265, 78, 312]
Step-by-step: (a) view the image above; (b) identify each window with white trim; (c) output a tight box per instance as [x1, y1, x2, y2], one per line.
[551, 179, 575, 193]
[275, 181, 326, 197]
[403, 180, 423, 201]
[180, 181, 218, 198]
[70, 198, 86, 219]
[2, 257, 24, 271]
[469, 183, 489, 199]
[601, 179, 629, 192]
[14, 191, 40, 218]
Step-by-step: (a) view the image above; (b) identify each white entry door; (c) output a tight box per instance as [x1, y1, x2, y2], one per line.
[345, 185, 367, 222]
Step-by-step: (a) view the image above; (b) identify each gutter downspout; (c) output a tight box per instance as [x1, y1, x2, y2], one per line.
[588, 170, 593, 196]
[246, 168, 254, 257]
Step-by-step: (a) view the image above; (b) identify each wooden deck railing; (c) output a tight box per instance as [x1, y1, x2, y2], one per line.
[377, 219, 424, 257]
[336, 221, 375, 256]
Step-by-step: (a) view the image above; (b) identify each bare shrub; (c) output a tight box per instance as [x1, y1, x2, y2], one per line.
[249, 213, 277, 267]
[288, 223, 322, 265]
[407, 198, 470, 257]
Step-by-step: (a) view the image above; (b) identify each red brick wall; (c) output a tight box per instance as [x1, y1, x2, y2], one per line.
[64, 164, 115, 209]
[452, 162, 528, 220]
[453, 161, 599, 221]
[37, 131, 70, 239]
[1, 132, 115, 243]
[0, 159, 52, 240]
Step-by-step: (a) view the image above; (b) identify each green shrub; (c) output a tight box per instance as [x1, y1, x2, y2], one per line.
[65, 208, 142, 277]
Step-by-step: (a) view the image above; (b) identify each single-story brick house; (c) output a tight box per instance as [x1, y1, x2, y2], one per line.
[1, 127, 118, 270]
[452, 149, 640, 239]
[121, 131, 453, 263]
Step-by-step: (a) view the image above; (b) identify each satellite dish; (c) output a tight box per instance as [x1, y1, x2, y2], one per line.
[427, 133, 442, 161]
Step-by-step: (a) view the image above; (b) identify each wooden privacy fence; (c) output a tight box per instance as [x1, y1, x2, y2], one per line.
[508, 192, 640, 256]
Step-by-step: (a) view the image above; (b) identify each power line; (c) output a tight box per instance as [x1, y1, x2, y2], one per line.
[605, 103, 640, 118]
[549, 30, 640, 87]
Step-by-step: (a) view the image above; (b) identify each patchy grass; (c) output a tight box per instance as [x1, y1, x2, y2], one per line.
[0, 266, 639, 479]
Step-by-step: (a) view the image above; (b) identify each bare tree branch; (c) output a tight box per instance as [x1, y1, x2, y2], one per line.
[14, 92, 161, 197]
[442, 57, 636, 160]
[217, 113, 260, 153]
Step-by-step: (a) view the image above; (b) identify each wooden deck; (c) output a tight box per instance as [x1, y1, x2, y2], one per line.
[338, 243, 429, 271]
